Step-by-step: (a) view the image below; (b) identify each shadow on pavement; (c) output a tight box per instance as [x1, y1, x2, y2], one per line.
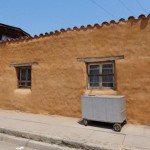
[78, 119, 113, 130]
[78, 119, 127, 131]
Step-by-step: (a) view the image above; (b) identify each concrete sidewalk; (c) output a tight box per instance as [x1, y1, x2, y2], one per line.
[0, 109, 149, 150]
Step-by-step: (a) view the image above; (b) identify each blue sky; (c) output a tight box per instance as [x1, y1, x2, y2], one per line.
[0, 0, 150, 36]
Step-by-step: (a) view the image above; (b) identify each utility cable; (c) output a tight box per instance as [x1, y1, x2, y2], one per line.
[136, 0, 148, 14]
[90, 0, 117, 20]
[119, 0, 135, 15]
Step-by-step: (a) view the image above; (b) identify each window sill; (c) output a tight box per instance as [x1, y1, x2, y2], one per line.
[84, 88, 118, 96]
[88, 87, 114, 90]
[14, 89, 31, 95]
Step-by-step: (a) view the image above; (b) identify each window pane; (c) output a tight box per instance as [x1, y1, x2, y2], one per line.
[102, 75, 113, 82]
[89, 75, 99, 87]
[89, 65, 99, 75]
[27, 69, 31, 80]
[21, 69, 26, 80]
[102, 69, 113, 74]
[89, 75, 99, 82]
[102, 63, 114, 88]
[89, 65, 100, 88]
[17, 68, 20, 80]
[90, 82, 99, 87]
[19, 82, 26, 86]
[27, 82, 31, 87]
[90, 65, 99, 70]
[102, 83, 113, 87]
[90, 69, 99, 75]
[102, 64, 113, 69]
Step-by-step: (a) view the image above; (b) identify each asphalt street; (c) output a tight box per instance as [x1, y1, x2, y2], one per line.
[0, 141, 35, 150]
[0, 135, 79, 150]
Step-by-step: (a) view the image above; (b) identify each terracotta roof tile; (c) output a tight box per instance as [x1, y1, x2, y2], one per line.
[0, 14, 149, 45]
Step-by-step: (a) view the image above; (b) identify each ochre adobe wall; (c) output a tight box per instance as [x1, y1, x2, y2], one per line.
[0, 15, 150, 125]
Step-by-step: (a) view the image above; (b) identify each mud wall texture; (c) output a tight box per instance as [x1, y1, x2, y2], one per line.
[0, 16, 150, 125]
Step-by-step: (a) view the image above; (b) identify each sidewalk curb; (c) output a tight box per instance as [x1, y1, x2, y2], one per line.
[0, 127, 119, 150]
[0, 133, 77, 150]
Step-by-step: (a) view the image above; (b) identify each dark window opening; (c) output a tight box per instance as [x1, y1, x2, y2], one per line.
[17, 66, 31, 88]
[88, 63, 114, 89]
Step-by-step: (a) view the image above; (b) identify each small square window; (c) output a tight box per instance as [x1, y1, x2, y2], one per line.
[88, 63, 114, 89]
[17, 66, 31, 88]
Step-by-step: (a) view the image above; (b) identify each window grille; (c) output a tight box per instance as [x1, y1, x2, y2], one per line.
[88, 63, 114, 89]
[17, 66, 31, 88]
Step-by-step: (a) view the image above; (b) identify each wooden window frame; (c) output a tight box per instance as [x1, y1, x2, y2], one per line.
[87, 62, 115, 89]
[17, 66, 31, 89]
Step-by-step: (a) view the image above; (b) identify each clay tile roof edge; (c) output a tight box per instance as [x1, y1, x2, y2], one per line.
[0, 14, 149, 45]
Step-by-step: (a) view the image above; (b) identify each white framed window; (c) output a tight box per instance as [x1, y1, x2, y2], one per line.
[88, 63, 114, 89]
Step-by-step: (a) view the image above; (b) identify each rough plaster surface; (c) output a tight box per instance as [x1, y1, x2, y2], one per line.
[0, 17, 150, 124]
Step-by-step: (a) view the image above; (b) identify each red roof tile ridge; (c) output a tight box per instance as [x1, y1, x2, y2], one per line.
[0, 14, 148, 45]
